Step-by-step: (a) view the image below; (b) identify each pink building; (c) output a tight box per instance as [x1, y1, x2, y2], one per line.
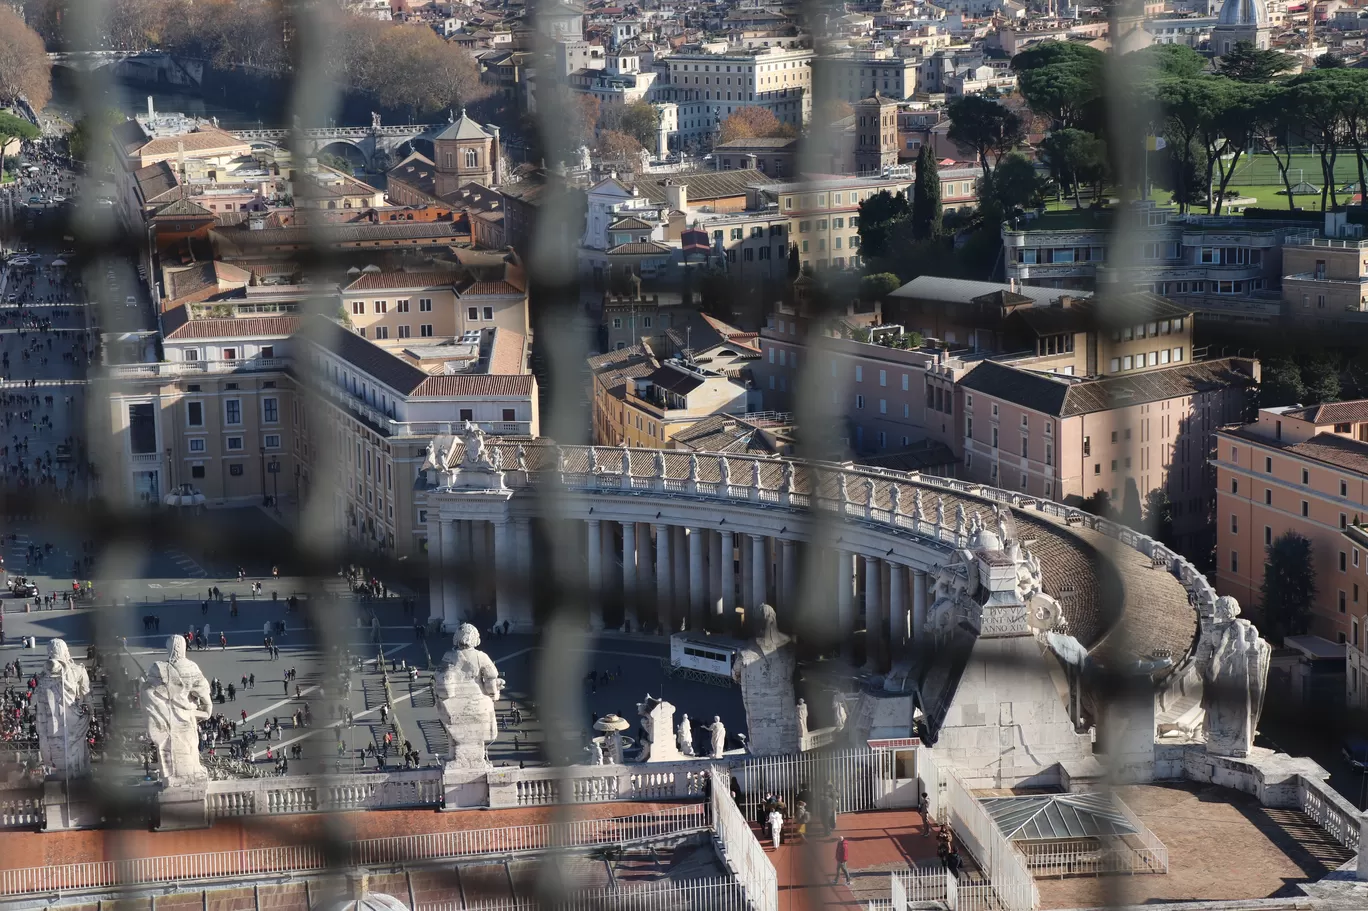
[1214, 402, 1368, 706]
[958, 357, 1259, 553]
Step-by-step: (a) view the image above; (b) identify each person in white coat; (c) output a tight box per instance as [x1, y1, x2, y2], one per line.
[767, 807, 784, 850]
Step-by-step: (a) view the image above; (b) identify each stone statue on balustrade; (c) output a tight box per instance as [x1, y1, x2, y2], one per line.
[831, 692, 848, 731]
[704, 716, 726, 759]
[1196, 596, 1271, 758]
[636, 694, 685, 763]
[35, 639, 90, 779]
[435, 623, 503, 769]
[736, 604, 800, 756]
[796, 698, 808, 737]
[460, 421, 496, 470]
[677, 713, 695, 756]
[142, 635, 212, 787]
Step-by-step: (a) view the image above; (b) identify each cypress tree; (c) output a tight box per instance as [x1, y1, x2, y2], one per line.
[912, 145, 942, 241]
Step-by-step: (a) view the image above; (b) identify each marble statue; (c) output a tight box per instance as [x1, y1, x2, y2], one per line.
[589, 740, 604, 765]
[705, 716, 726, 758]
[751, 459, 762, 489]
[515, 444, 528, 472]
[1196, 596, 1271, 758]
[736, 605, 800, 755]
[637, 147, 652, 171]
[719, 457, 732, 487]
[954, 502, 967, 533]
[435, 623, 503, 768]
[636, 694, 684, 762]
[865, 478, 877, 508]
[459, 421, 496, 470]
[677, 713, 695, 756]
[891, 484, 903, 515]
[578, 144, 592, 171]
[371, 111, 382, 129]
[994, 503, 1012, 545]
[796, 698, 808, 737]
[142, 635, 212, 787]
[913, 490, 923, 521]
[35, 639, 90, 778]
[590, 448, 601, 473]
[655, 450, 666, 477]
[935, 497, 945, 527]
[688, 452, 700, 481]
[781, 461, 795, 491]
[424, 439, 438, 470]
[831, 692, 848, 731]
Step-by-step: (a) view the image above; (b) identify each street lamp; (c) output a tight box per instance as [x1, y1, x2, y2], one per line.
[259, 446, 268, 506]
[165, 447, 173, 493]
[268, 457, 280, 513]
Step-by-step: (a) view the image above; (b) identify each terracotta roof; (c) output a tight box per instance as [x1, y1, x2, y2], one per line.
[411, 374, 534, 397]
[432, 112, 494, 141]
[486, 329, 526, 375]
[215, 222, 464, 247]
[635, 169, 777, 204]
[608, 216, 655, 230]
[164, 315, 300, 341]
[1281, 400, 1368, 425]
[670, 413, 781, 454]
[462, 280, 523, 295]
[138, 127, 249, 158]
[1223, 426, 1368, 477]
[606, 241, 673, 255]
[959, 358, 1257, 418]
[114, 119, 151, 157]
[133, 161, 179, 204]
[344, 271, 460, 292]
[154, 197, 214, 219]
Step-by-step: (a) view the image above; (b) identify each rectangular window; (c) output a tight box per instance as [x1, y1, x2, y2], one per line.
[264, 433, 281, 449]
[856, 394, 864, 409]
[468, 307, 479, 320]
[188, 438, 206, 453]
[262, 398, 279, 423]
[187, 401, 204, 427]
[397, 299, 409, 312]
[879, 369, 887, 386]
[483, 307, 494, 320]
[1265, 526, 1272, 546]
[226, 436, 244, 451]
[420, 298, 432, 311]
[1302, 500, 1310, 517]
[1232, 515, 1239, 535]
[225, 399, 242, 425]
[398, 325, 411, 338]
[375, 326, 389, 340]
[421, 325, 434, 337]
[879, 399, 887, 414]
[459, 408, 474, 421]
[1231, 551, 1238, 573]
[855, 366, 863, 382]
[374, 300, 387, 314]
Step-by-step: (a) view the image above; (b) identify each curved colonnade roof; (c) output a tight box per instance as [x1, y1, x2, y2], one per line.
[432, 441, 1198, 666]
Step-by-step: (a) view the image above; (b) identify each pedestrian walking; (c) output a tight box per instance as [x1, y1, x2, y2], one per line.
[833, 837, 852, 885]
[767, 807, 783, 850]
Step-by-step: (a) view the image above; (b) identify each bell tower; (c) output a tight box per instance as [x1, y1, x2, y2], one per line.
[433, 109, 501, 194]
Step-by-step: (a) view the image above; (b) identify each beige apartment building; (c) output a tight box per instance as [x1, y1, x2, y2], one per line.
[1215, 402, 1368, 669]
[758, 175, 913, 271]
[957, 357, 1259, 553]
[1281, 235, 1368, 324]
[588, 346, 756, 447]
[339, 261, 528, 343]
[101, 306, 537, 559]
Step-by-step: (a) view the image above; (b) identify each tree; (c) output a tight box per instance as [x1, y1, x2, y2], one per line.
[1199, 80, 1262, 215]
[1286, 70, 1353, 211]
[1216, 41, 1295, 83]
[1124, 43, 1209, 81]
[1040, 128, 1106, 207]
[1302, 354, 1341, 405]
[0, 6, 51, 112]
[1316, 52, 1345, 69]
[911, 145, 942, 241]
[1153, 76, 1222, 214]
[1012, 42, 1104, 130]
[1079, 490, 1115, 518]
[1252, 84, 1301, 210]
[1143, 489, 1175, 547]
[570, 93, 602, 149]
[718, 106, 793, 144]
[1259, 359, 1306, 408]
[619, 102, 660, 151]
[946, 95, 1024, 180]
[992, 153, 1044, 213]
[856, 189, 911, 260]
[595, 130, 644, 171]
[859, 273, 902, 301]
[1260, 531, 1316, 643]
[0, 111, 38, 144]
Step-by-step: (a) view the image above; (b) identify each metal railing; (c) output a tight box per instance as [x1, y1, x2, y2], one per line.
[418, 878, 751, 911]
[738, 746, 896, 817]
[0, 805, 710, 897]
[709, 767, 777, 911]
[941, 770, 1039, 911]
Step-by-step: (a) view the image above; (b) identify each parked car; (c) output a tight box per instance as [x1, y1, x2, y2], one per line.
[125, 295, 138, 307]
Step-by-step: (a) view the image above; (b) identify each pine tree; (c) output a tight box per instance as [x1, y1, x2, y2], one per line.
[912, 146, 942, 241]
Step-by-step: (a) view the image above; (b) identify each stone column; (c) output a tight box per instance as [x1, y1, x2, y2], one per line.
[446, 520, 467, 626]
[637, 522, 652, 608]
[864, 555, 884, 671]
[516, 518, 533, 626]
[601, 520, 616, 600]
[720, 530, 735, 620]
[888, 562, 906, 656]
[740, 534, 754, 610]
[751, 534, 767, 610]
[587, 519, 604, 631]
[434, 516, 454, 630]
[709, 531, 723, 620]
[654, 523, 672, 634]
[689, 527, 705, 630]
[622, 521, 638, 630]
[781, 539, 797, 611]
[672, 526, 689, 629]
[912, 569, 928, 643]
[494, 519, 516, 631]
[1359, 814, 1368, 881]
[837, 550, 855, 658]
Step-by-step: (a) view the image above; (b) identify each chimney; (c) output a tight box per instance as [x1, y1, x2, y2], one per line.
[176, 140, 185, 175]
[663, 179, 688, 213]
[147, 96, 155, 119]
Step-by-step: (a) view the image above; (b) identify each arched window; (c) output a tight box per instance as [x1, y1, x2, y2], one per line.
[465, 148, 478, 168]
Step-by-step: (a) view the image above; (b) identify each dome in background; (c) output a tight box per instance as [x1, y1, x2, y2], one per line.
[1216, 0, 1268, 28]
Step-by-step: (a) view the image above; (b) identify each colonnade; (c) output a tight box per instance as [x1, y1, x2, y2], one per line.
[429, 515, 535, 630]
[581, 519, 932, 670]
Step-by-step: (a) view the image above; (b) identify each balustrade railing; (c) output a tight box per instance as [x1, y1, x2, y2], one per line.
[0, 805, 709, 897]
[205, 769, 444, 818]
[942, 770, 1039, 911]
[418, 878, 750, 911]
[1298, 774, 1363, 854]
[0, 791, 42, 828]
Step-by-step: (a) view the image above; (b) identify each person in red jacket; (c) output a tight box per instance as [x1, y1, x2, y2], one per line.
[832, 836, 852, 885]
